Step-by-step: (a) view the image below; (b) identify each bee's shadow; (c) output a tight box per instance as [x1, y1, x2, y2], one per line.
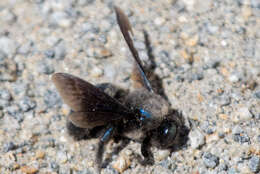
[142, 30, 168, 100]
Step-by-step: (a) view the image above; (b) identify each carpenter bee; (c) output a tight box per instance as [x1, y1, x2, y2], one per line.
[52, 6, 185, 172]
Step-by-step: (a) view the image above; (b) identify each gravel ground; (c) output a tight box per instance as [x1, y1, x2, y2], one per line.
[0, 0, 260, 174]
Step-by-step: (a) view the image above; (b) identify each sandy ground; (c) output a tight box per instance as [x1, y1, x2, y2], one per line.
[0, 0, 259, 174]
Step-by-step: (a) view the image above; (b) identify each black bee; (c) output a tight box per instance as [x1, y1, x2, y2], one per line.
[52, 6, 185, 172]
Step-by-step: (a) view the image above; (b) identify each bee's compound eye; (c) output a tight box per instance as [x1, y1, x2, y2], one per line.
[158, 121, 178, 147]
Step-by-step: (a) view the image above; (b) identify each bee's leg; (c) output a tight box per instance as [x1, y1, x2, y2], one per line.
[96, 126, 116, 171]
[139, 136, 154, 165]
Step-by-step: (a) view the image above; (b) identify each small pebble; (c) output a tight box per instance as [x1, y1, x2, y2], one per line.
[159, 50, 170, 60]
[257, 135, 260, 143]
[218, 163, 228, 171]
[153, 165, 174, 174]
[206, 24, 219, 34]
[99, 48, 112, 58]
[218, 132, 225, 138]
[5, 104, 20, 116]
[35, 150, 45, 159]
[43, 90, 61, 108]
[254, 91, 260, 99]
[256, 113, 260, 120]
[100, 20, 112, 32]
[112, 154, 131, 173]
[228, 74, 240, 83]
[185, 35, 199, 47]
[154, 149, 170, 161]
[81, 22, 100, 34]
[45, 36, 60, 47]
[93, 47, 112, 58]
[54, 42, 66, 60]
[12, 81, 29, 95]
[18, 41, 33, 55]
[134, 41, 146, 50]
[37, 61, 54, 75]
[216, 95, 231, 107]
[232, 126, 250, 144]
[182, 0, 195, 11]
[203, 152, 219, 168]
[0, 110, 3, 118]
[98, 34, 108, 44]
[20, 166, 38, 174]
[249, 156, 260, 173]
[189, 129, 205, 149]
[193, 0, 212, 12]
[219, 114, 228, 120]
[190, 72, 204, 81]
[10, 163, 20, 170]
[90, 67, 103, 77]
[3, 142, 17, 152]
[59, 166, 73, 174]
[0, 50, 6, 60]
[56, 151, 68, 164]
[77, 0, 95, 6]
[201, 121, 216, 134]
[180, 50, 192, 63]
[228, 167, 239, 174]
[0, 37, 17, 57]
[233, 107, 253, 122]
[159, 159, 177, 171]
[89, 144, 95, 151]
[154, 17, 165, 26]
[50, 12, 72, 28]
[0, 9, 17, 24]
[102, 167, 118, 174]
[19, 96, 36, 112]
[232, 125, 242, 135]
[203, 60, 220, 69]
[251, 0, 260, 8]
[44, 49, 55, 59]
[50, 161, 59, 171]
[242, 6, 252, 20]
[0, 58, 17, 82]
[0, 89, 12, 101]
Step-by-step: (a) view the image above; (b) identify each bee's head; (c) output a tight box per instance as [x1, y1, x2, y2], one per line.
[150, 111, 187, 149]
[154, 119, 179, 148]
[137, 109, 179, 148]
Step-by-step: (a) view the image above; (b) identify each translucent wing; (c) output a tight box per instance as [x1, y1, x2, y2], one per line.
[115, 6, 154, 93]
[52, 73, 134, 128]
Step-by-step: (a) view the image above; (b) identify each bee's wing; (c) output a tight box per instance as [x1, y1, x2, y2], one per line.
[115, 6, 153, 93]
[52, 73, 134, 128]
[68, 111, 125, 129]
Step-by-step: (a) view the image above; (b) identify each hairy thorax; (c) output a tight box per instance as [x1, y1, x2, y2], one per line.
[122, 88, 170, 141]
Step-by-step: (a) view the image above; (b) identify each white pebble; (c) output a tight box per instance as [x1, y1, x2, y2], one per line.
[90, 67, 103, 77]
[0, 37, 17, 57]
[232, 107, 252, 122]
[189, 129, 205, 149]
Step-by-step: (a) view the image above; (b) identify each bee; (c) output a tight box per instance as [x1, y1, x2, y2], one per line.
[52, 6, 187, 172]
